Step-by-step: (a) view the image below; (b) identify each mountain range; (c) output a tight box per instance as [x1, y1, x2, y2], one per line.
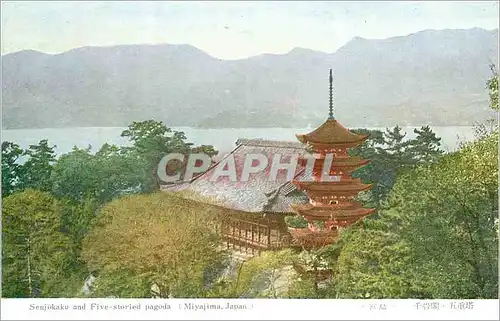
[2, 27, 498, 129]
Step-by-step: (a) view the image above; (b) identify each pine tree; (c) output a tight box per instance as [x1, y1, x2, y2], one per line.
[408, 126, 444, 165]
[20, 139, 57, 192]
[1, 141, 24, 197]
[2, 190, 73, 297]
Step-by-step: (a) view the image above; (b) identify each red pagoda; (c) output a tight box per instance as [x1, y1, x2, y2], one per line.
[289, 69, 375, 250]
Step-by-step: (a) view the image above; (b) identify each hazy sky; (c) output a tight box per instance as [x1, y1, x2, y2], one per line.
[1, 1, 498, 59]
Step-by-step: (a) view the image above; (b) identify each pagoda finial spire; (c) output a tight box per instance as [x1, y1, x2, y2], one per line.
[328, 69, 334, 119]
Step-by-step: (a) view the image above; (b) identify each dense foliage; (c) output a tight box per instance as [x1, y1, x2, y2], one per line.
[334, 132, 498, 299]
[2, 190, 80, 297]
[1, 121, 219, 297]
[350, 125, 444, 207]
[81, 193, 226, 298]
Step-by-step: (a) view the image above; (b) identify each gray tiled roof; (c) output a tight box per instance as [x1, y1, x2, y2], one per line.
[235, 139, 305, 149]
[162, 139, 309, 213]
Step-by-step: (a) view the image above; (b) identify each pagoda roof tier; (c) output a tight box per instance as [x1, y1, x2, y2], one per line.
[291, 202, 369, 212]
[303, 201, 364, 210]
[293, 180, 373, 194]
[296, 119, 368, 146]
[330, 157, 370, 168]
[306, 141, 366, 151]
[291, 204, 375, 221]
[301, 188, 372, 200]
[300, 155, 370, 169]
[306, 191, 367, 199]
[288, 228, 338, 248]
[296, 177, 362, 185]
[325, 160, 370, 173]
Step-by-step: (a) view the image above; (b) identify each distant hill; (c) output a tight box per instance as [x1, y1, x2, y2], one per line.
[2, 28, 498, 129]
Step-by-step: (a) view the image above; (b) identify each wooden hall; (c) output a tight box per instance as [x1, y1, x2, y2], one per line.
[162, 138, 310, 255]
[162, 69, 375, 256]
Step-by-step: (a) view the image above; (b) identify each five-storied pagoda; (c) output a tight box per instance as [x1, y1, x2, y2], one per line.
[288, 69, 375, 249]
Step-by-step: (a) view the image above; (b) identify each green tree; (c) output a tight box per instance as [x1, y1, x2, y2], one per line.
[81, 192, 227, 298]
[191, 145, 219, 158]
[333, 217, 427, 299]
[350, 129, 391, 206]
[475, 65, 499, 138]
[383, 126, 409, 159]
[2, 190, 75, 297]
[1, 141, 24, 197]
[19, 140, 56, 192]
[287, 277, 318, 298]
[94, 143, 142, 199]
[228, 249, 297, 298]
[51, 144, 140, 205]
[400, 133, 498, 298]
[407, 126, 444, 165]
[334, 132, 498, 299]
[60, 196, 98, 253]
[121, 120, 193, 192]
[487, 64, 498, 111]
[50, 146, 97, 203]
[350, 126, 443, 207]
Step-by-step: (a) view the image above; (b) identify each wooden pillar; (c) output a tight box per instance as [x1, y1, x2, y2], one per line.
[267, 227, 271, 248]
[232, 219, 236, 250]
[237, 220, 241, 252]
[251, 223, 255, 255]
[243, 221, 248, 253]
[246, 223, 250, 254]
[223, 221, 227, 249]
[240, 220, 243, 252]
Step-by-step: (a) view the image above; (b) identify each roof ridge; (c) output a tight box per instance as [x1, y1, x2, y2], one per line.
[296, 119, 369, 145]
[236, 138, 304, 148]
[188, 143, 244, 183]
